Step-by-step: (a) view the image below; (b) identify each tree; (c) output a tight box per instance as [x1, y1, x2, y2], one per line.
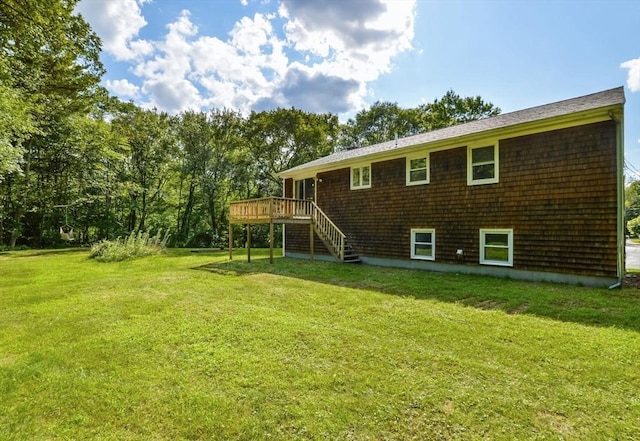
[173, 109, 244, 246]
[0, 84, 33, 179]
[339, 101, 422, 149]
[112, 108, 175, 232]
[338, 91, 501, 151]
[246, 108, 339, 195]
[625, 180, 640, 224]
[0, 0, 104, 245]
[419, 90, 501, 131]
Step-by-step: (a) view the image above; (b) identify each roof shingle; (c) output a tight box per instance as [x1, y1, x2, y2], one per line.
[281, 86, 624, 176]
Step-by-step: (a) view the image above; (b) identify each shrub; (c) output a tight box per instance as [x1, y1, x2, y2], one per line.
[89, 230, 170, 262]
[627, 216, 640, 238]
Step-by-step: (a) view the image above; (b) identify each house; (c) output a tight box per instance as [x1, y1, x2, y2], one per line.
[230, 87, 625, 287]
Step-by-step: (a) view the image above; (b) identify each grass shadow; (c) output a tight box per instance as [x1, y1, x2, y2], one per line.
[194, 253, 640, 333]
[1, 248, 88, 258]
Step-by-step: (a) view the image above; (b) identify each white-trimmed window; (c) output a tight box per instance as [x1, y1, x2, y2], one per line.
[411, 228, 435, 261]
[351, 164, 371, 190]
[406, 154, 430, 186]
[480, 229, 513, 266]
[468, 143, 499, 185]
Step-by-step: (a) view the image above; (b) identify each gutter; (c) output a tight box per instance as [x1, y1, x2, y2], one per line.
[609, 110, 625, 289]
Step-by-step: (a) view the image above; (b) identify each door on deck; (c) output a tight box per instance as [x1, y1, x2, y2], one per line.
[294, 178, 315, 202]
[294, 177, 315, 217]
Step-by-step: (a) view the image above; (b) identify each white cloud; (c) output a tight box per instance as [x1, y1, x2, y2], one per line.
[132, 10, 201, 112]
[106, 79, 140, 98]
[275, 0, 415, 111]
[76, 0, 154, 61]
[142, 79, 202, 114]
[79, 0, 417, 115]
[621, 58, 640, 92]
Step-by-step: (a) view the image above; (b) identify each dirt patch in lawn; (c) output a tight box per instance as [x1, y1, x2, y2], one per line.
[624, 273, 640, 289]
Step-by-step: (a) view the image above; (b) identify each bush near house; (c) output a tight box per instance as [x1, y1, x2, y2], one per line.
[89, 230, 170, 262]
[627, 216, 640, 238]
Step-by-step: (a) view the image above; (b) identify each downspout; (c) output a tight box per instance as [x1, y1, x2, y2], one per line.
[608, 110, 624, 289]
[282, 178, 286, 257]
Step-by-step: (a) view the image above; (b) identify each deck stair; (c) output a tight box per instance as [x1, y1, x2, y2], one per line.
[342, 243, 361, 264]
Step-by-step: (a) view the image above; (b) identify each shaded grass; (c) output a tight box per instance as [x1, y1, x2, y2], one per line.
[1, 248, 639, 440]
[200, 255, 640, 332]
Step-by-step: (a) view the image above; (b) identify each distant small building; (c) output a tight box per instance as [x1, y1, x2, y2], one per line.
[232, 87, 625, 287]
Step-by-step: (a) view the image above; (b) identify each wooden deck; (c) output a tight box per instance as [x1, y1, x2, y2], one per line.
[229, 197, 350, 264]
[229, 197, 314, 225]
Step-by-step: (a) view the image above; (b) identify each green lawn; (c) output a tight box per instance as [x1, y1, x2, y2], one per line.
[1, 249, 639, 440]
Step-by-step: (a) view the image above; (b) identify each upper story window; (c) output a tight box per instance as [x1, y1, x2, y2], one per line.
[468, 143, 499, 185]
[351, 164, 371, 190]
[406, 153, 430, 186]
[479, 229, 513, 266]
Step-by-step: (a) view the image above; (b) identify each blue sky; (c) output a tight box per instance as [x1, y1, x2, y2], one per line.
[75, 0, 640, 177]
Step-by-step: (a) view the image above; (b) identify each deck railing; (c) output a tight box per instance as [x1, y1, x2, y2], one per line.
[229, 197, 346, 261]
[229, 197, 313, 222]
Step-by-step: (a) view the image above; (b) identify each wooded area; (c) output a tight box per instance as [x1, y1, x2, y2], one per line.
[0, 0, 500, 248]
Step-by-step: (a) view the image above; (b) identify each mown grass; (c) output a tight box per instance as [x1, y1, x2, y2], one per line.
[1, 248, 639, 440]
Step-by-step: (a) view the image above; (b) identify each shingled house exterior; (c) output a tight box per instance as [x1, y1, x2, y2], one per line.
[231, 87, 625, 287]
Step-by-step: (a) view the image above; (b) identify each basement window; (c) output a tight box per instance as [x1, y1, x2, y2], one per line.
[411, 228, 435, 261]
[351, 164, 371, 190]
[468, 143, 499, 185]
[480, 229, 513, 266]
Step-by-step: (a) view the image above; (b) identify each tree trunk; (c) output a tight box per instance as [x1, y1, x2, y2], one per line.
[9, 139, 33, 246]
[180, 180, 196, 239]
[208, 191, 218, 239]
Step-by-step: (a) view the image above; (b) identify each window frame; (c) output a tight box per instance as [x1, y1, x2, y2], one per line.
[350, 164, 372, 190]
[406, 153, 430, 186]
[468, 142, 499, 185]
[479, 228, 513, 267]
[410, 228, 436, 261]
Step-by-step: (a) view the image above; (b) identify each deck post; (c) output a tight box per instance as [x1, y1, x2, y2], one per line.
[309, 222, 314, 262]
[247, 224, 251, 263]
[269, 221, 274, 264]
[229, 223, 233, 260]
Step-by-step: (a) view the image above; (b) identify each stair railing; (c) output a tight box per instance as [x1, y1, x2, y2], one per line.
[309, 202, 346, 262]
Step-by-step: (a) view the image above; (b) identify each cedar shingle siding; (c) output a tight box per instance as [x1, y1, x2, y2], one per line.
[285, 121, 618, 277]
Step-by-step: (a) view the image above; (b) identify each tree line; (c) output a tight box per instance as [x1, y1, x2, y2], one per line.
[0, 0, 500, 248]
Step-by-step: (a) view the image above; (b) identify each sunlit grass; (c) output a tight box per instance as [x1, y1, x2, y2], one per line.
[1, 248, 639, 439]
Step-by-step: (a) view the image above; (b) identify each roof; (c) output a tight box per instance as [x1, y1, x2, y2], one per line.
[280, 86, 625, 177]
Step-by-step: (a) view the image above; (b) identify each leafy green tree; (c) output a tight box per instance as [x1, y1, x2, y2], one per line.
[0, 0, 104, 246]
[173, 109, 244, 246]
[625, 180, 640, 223]
[202, 109, 244, 242]
[246, 108, 339, 195]
[112, 108, 175, 232]
[339, 101, 422, 149]
[0, 84, 33, 179]
[174, 111, 211, 243]
[419, 90, 501, 131]
[627, 216, 640, 238]
[338, 91, 500, 151]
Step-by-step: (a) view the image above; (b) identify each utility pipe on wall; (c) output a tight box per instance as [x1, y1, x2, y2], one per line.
[609, 110, 625, 289]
